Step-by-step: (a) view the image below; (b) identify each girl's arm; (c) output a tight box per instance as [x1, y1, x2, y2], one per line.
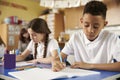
[16, 49, 30, 62]
[36, 49, 58, 64]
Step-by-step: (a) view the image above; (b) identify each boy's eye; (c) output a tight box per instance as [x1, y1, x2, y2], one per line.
[84, 24, 89, 27]
[84, 23, 89, 27]
[93, 25, 99, 29]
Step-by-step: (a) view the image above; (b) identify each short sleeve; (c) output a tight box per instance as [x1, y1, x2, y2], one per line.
[112, 36, 120, 62]
[48, 39, 59, 52]
[61, 34, 74, 55]
[26, 40, 34, 52]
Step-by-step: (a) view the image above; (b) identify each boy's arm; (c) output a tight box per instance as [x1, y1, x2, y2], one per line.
[92, 62, 120, 71]
[52, 52, 67, 72]
[71, 62, 120, 71]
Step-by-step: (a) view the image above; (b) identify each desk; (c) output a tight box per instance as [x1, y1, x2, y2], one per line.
[0, 63, 120, 80]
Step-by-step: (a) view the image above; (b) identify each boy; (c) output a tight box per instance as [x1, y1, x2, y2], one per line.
[52, 1, 120, 72]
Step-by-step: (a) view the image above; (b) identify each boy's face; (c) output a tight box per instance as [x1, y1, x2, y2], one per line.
[80, 13, 107, 41]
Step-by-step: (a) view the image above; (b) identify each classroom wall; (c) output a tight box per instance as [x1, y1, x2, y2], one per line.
[0, 0, 46, 23]
[64, 1, 120, 30]
[64, 7, 84, 30]
[106, 3, 120, 25]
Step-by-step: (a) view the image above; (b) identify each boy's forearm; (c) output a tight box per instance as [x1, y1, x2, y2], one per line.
[92, 62, 120, 71]
[53, 52, 67, 61]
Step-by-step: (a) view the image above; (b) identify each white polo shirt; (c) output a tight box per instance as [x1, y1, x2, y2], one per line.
[62, 30, 120, 64]
[27, 39, 59, 58]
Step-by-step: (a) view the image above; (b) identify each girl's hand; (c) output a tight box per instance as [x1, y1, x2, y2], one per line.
[27, 59, 38, 64]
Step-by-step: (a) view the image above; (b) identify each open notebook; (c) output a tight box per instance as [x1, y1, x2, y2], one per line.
[9, 67, 100, 80]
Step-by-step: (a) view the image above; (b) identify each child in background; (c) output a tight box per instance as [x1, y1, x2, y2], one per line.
[18, 28, 31, 53]
[18, 28, 31, 60]
[0, 36, 6, 58]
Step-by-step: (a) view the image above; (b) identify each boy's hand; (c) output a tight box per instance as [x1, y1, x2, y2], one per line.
[71, 62, 94, 69]
[52, 60, 66, 72]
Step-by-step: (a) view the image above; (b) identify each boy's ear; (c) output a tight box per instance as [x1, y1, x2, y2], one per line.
[104, 21, 108, 26]
[80, 17, 83, 24]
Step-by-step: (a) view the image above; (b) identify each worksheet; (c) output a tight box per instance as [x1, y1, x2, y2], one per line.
[9, 67, 100, 80]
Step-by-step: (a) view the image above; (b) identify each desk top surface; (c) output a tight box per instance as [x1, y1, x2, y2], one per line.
[0, 63, 120, 80]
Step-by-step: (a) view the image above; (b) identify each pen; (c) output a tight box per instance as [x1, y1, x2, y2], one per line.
[58, 48, 62, 63]
[15, 66, 36, 71]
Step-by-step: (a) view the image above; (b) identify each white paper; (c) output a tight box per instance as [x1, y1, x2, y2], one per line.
[0, 62, 2, 66]
[61, 67, 100, 77]
[0, 74, 17, 80]
[9, 67, 100, 80]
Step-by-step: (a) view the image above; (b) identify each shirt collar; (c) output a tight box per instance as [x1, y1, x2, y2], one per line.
[38, 42, 44, 46]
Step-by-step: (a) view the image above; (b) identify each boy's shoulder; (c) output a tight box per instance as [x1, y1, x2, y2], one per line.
[71, 30, 83, 37]
[102, 30, 119, 39]
[102, 30, 117, 36]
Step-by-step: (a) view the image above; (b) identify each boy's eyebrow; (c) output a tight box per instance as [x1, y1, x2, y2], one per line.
[93, 23, 100, 26]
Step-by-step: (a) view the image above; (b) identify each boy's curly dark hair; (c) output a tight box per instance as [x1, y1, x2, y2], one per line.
[83, 1, 107, 19]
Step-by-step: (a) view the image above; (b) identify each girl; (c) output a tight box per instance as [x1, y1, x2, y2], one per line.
[16, 18, 59, 64]
[18, 28, 31, 53]
[0, 36, 6, 58]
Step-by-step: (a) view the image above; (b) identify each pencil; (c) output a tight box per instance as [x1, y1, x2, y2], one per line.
[58, 48, 62, 63]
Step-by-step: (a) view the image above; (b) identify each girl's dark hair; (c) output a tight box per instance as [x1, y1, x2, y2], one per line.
[43, 34, 49, 58]
[28, 18, 51, 58]
[0, 36, 5, 46]
[19, 28, 31, 43]
[28, 18, 51, 34]
[83, 1, 107, 19]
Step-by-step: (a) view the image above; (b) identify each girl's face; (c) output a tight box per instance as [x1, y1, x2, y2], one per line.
[23, 32, 29, 39]
[28, 28, 45, 43]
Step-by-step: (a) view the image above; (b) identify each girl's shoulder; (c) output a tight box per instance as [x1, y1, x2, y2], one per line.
[28, 40, 34, 46]
[0, 44, 5, 47]
[48, 38, 58, 44]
